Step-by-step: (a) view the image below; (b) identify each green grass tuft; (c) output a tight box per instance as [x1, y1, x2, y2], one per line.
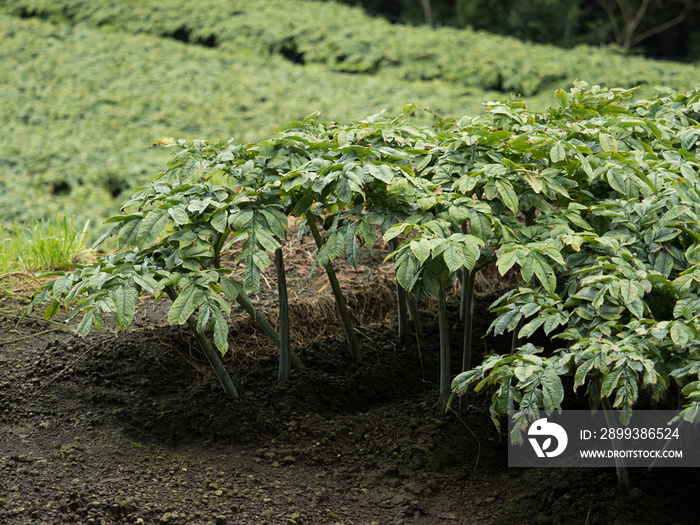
[0, 216, 88, 274]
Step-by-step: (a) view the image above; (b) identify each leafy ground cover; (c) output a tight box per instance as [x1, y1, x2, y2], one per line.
[2, 243, 700, 524]
[0, 14, 487, 239]
[2, 0, 699, 239]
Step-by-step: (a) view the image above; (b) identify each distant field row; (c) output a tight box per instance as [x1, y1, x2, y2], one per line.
[4, 0, 699, 96]
[1, 0, 698, 240]
[0, 14, 492, 238]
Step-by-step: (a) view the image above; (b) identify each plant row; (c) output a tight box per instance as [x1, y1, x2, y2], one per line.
[30, 83, 700, 440]
[4, 0, 700, 96]
[0, 13, 482, 237]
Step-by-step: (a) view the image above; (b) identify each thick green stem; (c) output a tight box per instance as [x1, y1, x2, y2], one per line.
[389, 239, 410, 338]
[406, 291, 423, 337]
[275, 248, 291, 381]
[438, 281, 451, 407]
[601, 397, 630, 487]
[306, 213, 362, 364]
[212, 227, 231, 270]
[462, 269, 476, 371]
[165, 286, 239, 399]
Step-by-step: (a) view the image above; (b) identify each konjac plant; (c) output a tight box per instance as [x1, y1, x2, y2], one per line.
[29, 84, 700, 461]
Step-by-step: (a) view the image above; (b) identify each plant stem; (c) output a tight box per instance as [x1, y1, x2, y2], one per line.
[306, 212, 362, 364]
[601, 397, 630, 487]
[235, 291, 304, 369]
[462, 269, 476, 371]
[275, 248, 291, 381]
[406, 291, 423, 337]
[438, 280, 451, 407]
[389, 239, 409, 337]
[165, 285, 239, 398]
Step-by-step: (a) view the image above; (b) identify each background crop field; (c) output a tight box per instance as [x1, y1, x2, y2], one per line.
[1, 0, 698, 240]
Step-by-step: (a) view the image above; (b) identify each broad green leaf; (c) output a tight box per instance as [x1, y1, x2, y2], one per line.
[491, 309, 519, 336]
[220, 277, 241, 302]
[168, 284, 206, 325]
[573, 359, 595, 392]
[211, 209, 228, 233]
[619, 280, 638, 305]
[443, 244, 465, 274]
[518, 317, 546, 339]
[395, 252, 420, 291]
[601, 367, 624, 398]
[410, 239, 431, 265]
[383, 223, 409, 242]
[670, 321, 694, 348]
[495, 180, 519, 215]
[542, 367, 564, 410]
[260, 209, 286, 238]
[76, 310, 94, 337]
[448, 204, 470, 224]
[550, 142, 565, 163]
[368, 164, 394, 183]
[168, 205, 189, 226]
[197, 304, 211, 334]
[497, 249, 519, 276]
[325, 232, 346, 260]
[137, 208, 171, 250]
[111, 285, 138, 332]
[212, 307, 229, 355]
[52, 274, 72, 298]
[522, 252, 556, 294]
[118, 219, 142, 248]
[417, 195, 437, 211]
[599, 133, 618, 152]
[654, 252, 674, 277]
[230, 210, 254, 230]
[44, 298, 60, 320]
[468, 210, 491, 240]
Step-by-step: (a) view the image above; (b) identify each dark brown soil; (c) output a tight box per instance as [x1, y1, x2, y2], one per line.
[1, 250, 699, 524]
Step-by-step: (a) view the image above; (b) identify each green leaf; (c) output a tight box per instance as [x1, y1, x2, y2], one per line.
[168, 205, 189, 226]
[168, 285, 206, 325]
[599, 133, 618, 152]
[212, 307, 229, 355]
[230, 210, 254, 230]
[654, 251, 674, 277]
[410, 239, 431, 265]
[443, 244, 465, 274]
[111, 285, 138, 332]
[448, 205, 469, 224]
[619, 280, 638, 305]
[550, 142, 565, 163]
[368, 164, 394, 183]
[220, 277, 241, 303]
[52, 274, 72, 298]
[211, 209, 228, 233]
[601, 367, 624, 398]
[76, 310, 94, 336]
[495, 180, 519, 215]
[118, 218, 141, 248]
[542, 367, 564, 410]
[395, 252, 420, 291]
[573, 359, 595, 392]
[260, 209, 286, 238]
[670, 321, 694, 348]
[197, 304, 211, 334]
[497, 249, 518, 276]
[137, 208, 171, 250]
[44, 298, 60, 320]
[522, 253, 556, 294]
[518, 317, 546, 339]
